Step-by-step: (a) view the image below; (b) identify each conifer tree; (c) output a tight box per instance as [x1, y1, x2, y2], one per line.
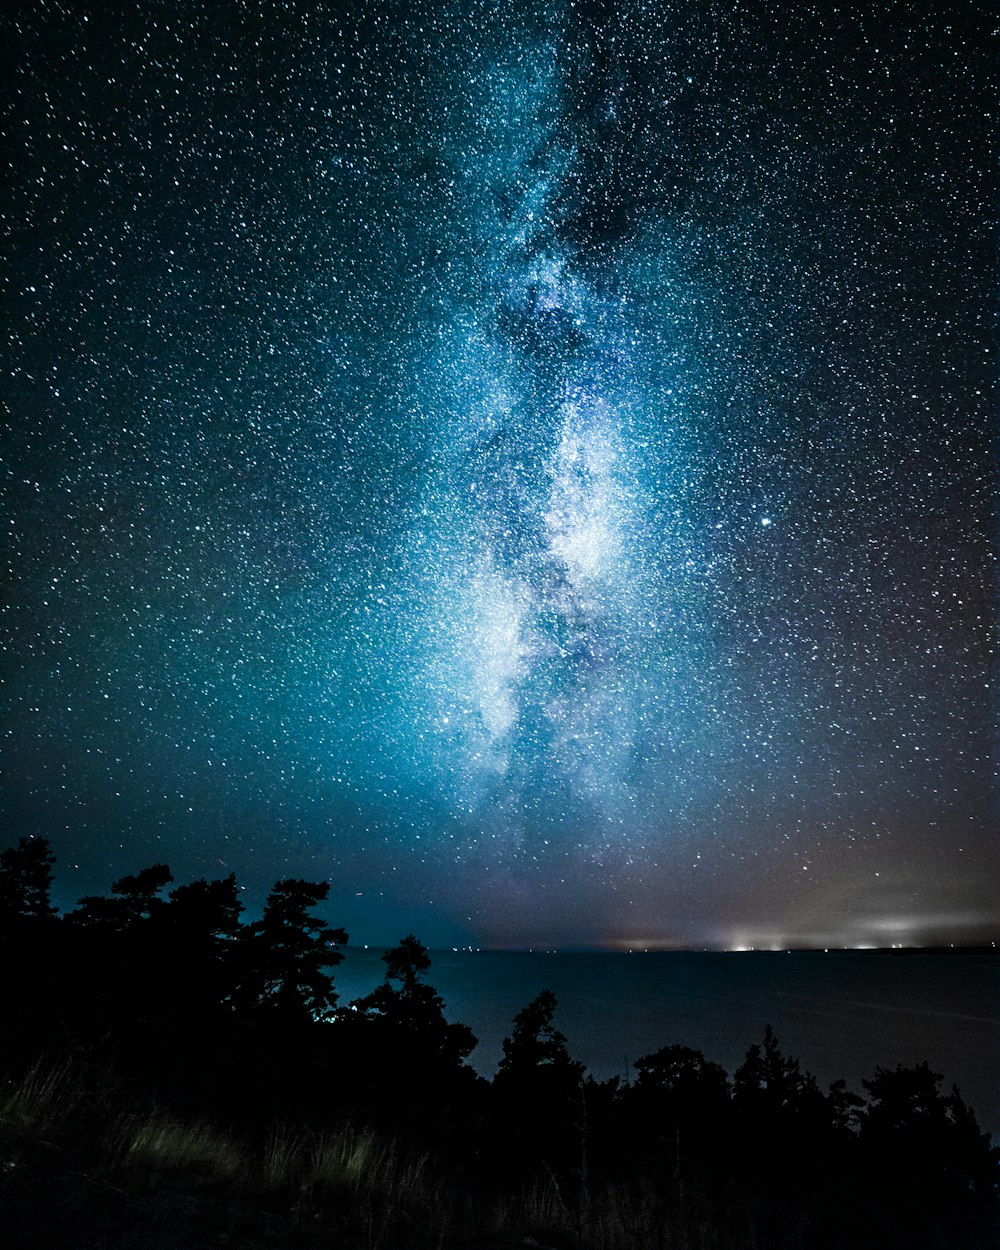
[353, 934, 476, 1066]
[0, 836, 58, 924]
[236, 878, 347, 1022]
[69, 864, 173, 931]
[497, 989, 583, 1081]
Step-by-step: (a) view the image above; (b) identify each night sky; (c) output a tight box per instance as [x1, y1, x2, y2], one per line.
[5, 0, 997, 950]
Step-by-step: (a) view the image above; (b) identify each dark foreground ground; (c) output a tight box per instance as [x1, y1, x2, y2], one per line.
[1, 844, 997, 1249]
[3, 1050, 997, 1250]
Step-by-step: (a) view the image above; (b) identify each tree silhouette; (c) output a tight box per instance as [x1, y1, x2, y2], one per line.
[68, 864, 173, 931]
[58, 865, 178, 1054]
[492, 990, 586, 1189]
[733, 1023, 819, 1113]
[497, 989, 583, 1081]
[166, 874, 243, 943]
[382, 933, 432, 993]
[352, 934, 476, 1068]
[730, 1024, 834, 1246]
[0, 836, 58, 925]
[158, 874, 244, 1024]
[607, 1044, 733, 1190]
[235, 878, 347, 1023]
[633, 1043, 730, 1100]
[0, 837, 61, 1070]
[855, 1062, 1000, 1248]
[826, 1076, 866, 1135]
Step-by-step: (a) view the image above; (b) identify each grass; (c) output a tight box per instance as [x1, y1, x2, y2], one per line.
[0, 1065, 778, 1249]
[0, 1060, 79, 1135]
[0, 1066, 456, 1248]
[117, 1112, 247, 1178]
[310, 1126, 382, 1188]
[260, 1126, 305, 1189]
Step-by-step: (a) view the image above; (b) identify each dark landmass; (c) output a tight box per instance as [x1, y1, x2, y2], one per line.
[2, 838, 997, 1249]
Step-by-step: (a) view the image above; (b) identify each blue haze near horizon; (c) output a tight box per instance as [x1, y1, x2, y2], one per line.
[333, 948, 1000, 1137]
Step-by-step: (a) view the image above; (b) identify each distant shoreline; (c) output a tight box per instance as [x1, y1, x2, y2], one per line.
[382, 943, 1000, 956]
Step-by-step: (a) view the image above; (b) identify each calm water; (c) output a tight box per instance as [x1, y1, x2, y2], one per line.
[333, 948, 1000, 1136]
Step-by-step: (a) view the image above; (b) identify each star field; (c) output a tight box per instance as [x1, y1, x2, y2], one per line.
[4, 0, 996, 948]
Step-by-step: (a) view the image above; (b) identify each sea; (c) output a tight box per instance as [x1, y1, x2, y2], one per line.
[333, 947, 1000, 1138]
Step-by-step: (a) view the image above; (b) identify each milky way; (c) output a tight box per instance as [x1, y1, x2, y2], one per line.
[5, 0, 996, 948]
